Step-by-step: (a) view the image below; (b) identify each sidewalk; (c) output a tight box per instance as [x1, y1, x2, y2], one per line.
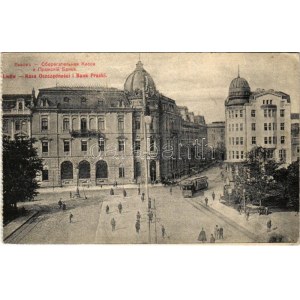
[202, 187, 299, 243]
[3, 210, 39, 241]
[37, 182, 163, 194]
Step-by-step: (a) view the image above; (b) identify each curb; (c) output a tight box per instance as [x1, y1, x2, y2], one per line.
[3, 211, 40, 242]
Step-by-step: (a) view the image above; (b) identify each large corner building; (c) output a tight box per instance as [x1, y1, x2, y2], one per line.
[2, 61, 207, 187]
[225, 72, 292, 164]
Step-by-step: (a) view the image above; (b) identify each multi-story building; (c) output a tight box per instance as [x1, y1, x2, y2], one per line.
[2, 92, 35, 140]
[207, 121, 225, 160]
[2, 60, 207, 187]
[225, 73, 292, 165]
[291, 113, 299, 162]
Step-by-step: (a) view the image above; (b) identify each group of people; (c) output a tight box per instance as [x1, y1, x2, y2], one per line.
[58, 199, 67, 211]
[198, 224, 224, 243]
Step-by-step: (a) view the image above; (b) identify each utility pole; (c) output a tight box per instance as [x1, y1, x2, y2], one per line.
[154, 198, 157, 243]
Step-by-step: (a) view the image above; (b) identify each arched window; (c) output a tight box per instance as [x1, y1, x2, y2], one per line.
[81, 118, 87, 130]
[89, 118, 96, 130]
[18, 102, 23, 110]
[135, 161, 141, 178]
[78, 160, 90, 179]
[63, 118, 70, 131]
[61, 161, 73, 179]
[72, 118, 77, 130]
[96, 160, 108, 178]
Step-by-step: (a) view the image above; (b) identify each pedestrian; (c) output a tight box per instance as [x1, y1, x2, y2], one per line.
[101, 184, 103, 188]
[137, 211, 141, 221]
[170, 186, 172, 194]
[210, 234, 215, 243]
[141, 192, 145, 202]
[205, 197, 208, 207]
[118, 202, 123, 214]
[123, 189, 127, 197]
[110, 188, 114, 195]
[135, 220, 140, 233]
[265, 206, 269, 215]
[238, 204, 242, 215]
[214, 225, 219, 239]
[161, 225, 166, 239]
[70, 192, 72, 199]
[106, 205, 109, 214]
[267, 219, 272, 232]
[198, 228, 207, 242]
[212, 191, 215, 201]
[148, 199, 151, 210]
[115, 181, 118, 187]
[69, 213, 73, 223]
[219, 227, 224, 239]
[111, 218, 116, 231]
[148, 210, 153, 223]
[246, 210, 250, 221]
[58, 199, 62, 209]
[62, 203, 66, 210]
[138, 187, 141, 195]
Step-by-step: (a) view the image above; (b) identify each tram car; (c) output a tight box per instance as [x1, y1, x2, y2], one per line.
[182, 176, 209, 198]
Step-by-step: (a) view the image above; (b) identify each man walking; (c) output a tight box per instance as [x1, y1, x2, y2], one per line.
[106, 205, 110, 214]
[205, 197, 208, 207]
[214, 225, 219, 240]
[135, 220, 140, 234]
[267, 219, 272, 232]
[219, 227, 224, 239]
[118, 202, 123, 214]
[69, 213, 73, 223]
[138, 186, 141, 195]
[161, 225, 166, 239]
[111, 218, 116, 231]
[212, 191, 215, 201]
[141, 192, 145, 202]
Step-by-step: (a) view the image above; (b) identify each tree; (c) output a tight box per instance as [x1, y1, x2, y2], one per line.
[239, 146, 281, 207]
[270, 159, 299, 210]
[3, 136, 43, 213]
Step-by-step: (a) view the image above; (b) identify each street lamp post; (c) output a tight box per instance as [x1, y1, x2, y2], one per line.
[201, 137, 206, 159]
[144, 114, 152, 244]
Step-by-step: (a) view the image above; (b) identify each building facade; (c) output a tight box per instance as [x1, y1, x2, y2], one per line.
[291, 113, 300, 162]
[207, 121, 225, 160]
[2, 61, 207, 187]
[225, 73, 292, 165]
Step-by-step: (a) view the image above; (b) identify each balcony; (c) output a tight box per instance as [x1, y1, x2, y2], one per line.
[70, 129, 104, 138]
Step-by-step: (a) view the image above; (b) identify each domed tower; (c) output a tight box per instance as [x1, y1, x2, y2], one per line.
[124, 61, 156, 98]
[226, 70, 251, 106]
[225, 69, 251, 163]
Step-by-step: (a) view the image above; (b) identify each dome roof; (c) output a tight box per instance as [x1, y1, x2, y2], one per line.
[124, 61, 156, 96]
[228, 75, 251, 101]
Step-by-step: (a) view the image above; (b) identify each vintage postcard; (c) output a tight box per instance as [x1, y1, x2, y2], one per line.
[1, 53, 299, 244]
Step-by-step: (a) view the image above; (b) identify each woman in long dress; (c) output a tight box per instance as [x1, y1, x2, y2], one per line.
[198, 228, 207, 242]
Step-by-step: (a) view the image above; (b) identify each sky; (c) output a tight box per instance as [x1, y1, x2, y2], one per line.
[1, 53, 299, 123]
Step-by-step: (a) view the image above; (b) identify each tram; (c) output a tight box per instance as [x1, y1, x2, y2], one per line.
[181, 176, 209, 198]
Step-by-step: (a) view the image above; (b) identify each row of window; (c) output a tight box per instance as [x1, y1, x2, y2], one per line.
[41, 139, 157, 154]
[228, 123, 243, 132]
[42, 161, 127, 181]
[41, 117, 125, 132]
[2, 119, 28, 132]
[228, 110, 244, 118]
[229, 137, 244, 145]
[263, 100, 273, 105]
[264, 123, 285, 131]
[228, 122, 285, 132]
[228, 151, 244, 160]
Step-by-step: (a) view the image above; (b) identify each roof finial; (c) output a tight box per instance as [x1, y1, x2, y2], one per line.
[238, 65, 240, 78]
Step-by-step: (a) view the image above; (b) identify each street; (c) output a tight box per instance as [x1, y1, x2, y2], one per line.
[4, 165, 299, 244]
